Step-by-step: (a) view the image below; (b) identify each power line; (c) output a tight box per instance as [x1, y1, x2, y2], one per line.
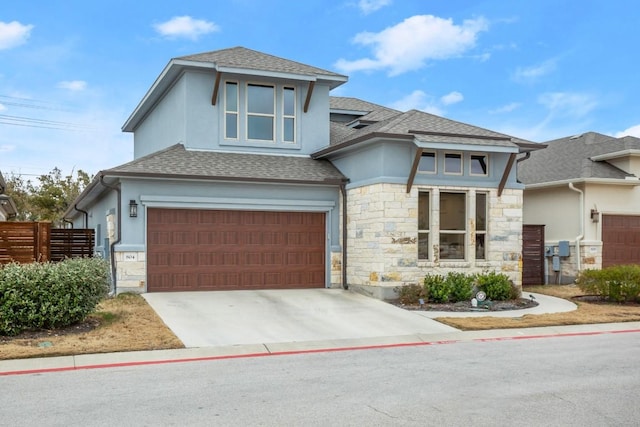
[0, 114, 97, 131]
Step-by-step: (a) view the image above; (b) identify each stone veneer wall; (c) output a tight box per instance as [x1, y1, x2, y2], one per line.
[346, 183, 523, 300]
[114, 251, 146, 293]
[544, 241, 602, 284]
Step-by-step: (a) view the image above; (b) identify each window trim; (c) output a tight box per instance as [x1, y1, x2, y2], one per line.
[282, 86, 296, 143]
[469, 153, 489, 177]
[418, 191, 430, 260]
[417, 152, 437, 174]
[246, 82, 275, 142]
[224, 81, 239, 140]
[439, 191, 467, 260]
[444, 152, 463, 175]
[475, 192, 487, 260]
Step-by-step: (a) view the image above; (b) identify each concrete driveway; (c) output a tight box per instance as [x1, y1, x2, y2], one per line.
[143, 289, 459, 348]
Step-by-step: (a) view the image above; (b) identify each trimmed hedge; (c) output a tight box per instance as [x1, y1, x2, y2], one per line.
[0, 258, 110, 336]
[576, 265, 640, 303]
[397, 271, 518, 304]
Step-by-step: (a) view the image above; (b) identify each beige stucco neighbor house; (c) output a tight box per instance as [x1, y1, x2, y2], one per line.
[518, 132, 640, 284]
[0, 171, 18, 221]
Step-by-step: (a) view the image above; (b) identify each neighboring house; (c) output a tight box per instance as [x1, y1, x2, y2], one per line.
[0, 171, 18, 221]
[518, 131, 640, 284]
[65, 46, 537, 298]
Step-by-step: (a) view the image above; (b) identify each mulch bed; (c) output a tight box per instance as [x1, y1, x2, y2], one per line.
[394, 298, 539, 312]
[0, 317, 100, 343]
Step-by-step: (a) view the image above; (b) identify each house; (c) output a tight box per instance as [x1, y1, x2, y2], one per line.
[65, 46, 537, 299]
[0, 171, 18, 221]
[518, 131, 640, 284]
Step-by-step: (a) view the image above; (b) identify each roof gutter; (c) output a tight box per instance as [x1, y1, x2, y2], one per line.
[568, 183, 584, 272]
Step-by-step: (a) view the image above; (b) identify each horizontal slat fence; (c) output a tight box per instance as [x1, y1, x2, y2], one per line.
[0, 222, 94, 264]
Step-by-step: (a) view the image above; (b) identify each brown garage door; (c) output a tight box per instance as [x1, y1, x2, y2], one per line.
[147, 208, 326, 292]
[602, 214, 640, 267]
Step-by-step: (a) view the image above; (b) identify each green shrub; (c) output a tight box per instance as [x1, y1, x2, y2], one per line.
[446, 272, 475, 302]
[475, 271, 513, 301]
[0, 258, 110, 336]
[424, 274, 451, 303]
[576, 265, 640, 303]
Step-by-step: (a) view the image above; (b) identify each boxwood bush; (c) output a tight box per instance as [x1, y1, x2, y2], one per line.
[397, 271, 518, 304]
[0, 258, 110, 336]
[576, 265, 640, 303]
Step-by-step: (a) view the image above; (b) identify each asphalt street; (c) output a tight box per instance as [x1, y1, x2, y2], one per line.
[2, 330, 639, 426]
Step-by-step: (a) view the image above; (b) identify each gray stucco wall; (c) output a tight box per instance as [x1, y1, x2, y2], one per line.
[330, 140, 522, 190]
[133, 70, 331, 159]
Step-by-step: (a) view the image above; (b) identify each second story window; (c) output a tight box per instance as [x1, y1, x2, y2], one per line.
[283, 87, 296, 143]
[418, 152, 436, 173]
[247, 83, 275, 141]
[224, 82, 238, 139]
[444, 153, 462, 175]
[470, 154, 488, 176]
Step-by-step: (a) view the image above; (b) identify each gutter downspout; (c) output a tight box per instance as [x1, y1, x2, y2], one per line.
[74, 204, 89, 228]
[99, 174, 121, 295]
[62, 219, 74, 229]
[340, 183, 348, 290]
[568, 183, 584, 272]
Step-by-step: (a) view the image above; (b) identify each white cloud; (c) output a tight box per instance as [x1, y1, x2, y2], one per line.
[615, 124, 640, 138]
[57, 80, 87, 91]
[0, 103, 6, 112]
[335, 15, 489, 76]
[358, 0, 392, 14]
[513, 59, 556, 82]
[441, 91, 463, 106]
[0, 20, 34, 50]
[489, 102, 521, 114]
[0, 144, 15, 153]
[154, 16, 219, 40]
[538, 92, 597, 119]
[389, 90, 443, 115]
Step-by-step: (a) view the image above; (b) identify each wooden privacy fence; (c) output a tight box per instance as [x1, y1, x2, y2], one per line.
[0, 222, 94, 264]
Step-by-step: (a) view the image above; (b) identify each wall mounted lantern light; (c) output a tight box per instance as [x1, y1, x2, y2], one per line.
[129, 200, 138, 218]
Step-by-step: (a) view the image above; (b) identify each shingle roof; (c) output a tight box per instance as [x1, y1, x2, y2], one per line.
[105, 144, 346, 184]
[178, 47, 347, 80]
[330, 96, 401, 125]
[518, 132, 639, 184]
[318, 109, 530, 157]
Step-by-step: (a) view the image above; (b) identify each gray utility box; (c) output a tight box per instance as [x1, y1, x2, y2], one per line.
[558, 240, 570, 257]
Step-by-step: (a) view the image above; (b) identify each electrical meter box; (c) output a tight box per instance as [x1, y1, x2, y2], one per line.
[558, 240, 570, 257]
[544, 246, 553, 257]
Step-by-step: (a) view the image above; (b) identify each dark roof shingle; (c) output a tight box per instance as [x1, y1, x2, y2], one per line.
[106, 144, 346, 184]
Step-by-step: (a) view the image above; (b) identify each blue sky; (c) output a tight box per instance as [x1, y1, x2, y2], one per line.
[2, 0, 640, 178]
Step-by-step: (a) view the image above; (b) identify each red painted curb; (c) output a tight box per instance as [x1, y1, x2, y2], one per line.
[2, 328, 639, 377]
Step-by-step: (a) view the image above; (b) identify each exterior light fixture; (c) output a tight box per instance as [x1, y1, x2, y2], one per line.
[129, 200, 138, 218]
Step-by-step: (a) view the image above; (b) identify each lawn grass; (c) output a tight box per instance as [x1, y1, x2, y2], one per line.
[435, 284, 640, 330]
[0, 293, 183, 360]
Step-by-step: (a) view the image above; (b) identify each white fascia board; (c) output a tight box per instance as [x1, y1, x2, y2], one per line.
[525, 177, 640, 189]
[216, 66, 316, 82]
[590, 149, 640, 161]
[413, 140, 518, 153]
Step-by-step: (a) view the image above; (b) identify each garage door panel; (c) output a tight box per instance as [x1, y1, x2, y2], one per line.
[603, 214, 640, 267]
[147, 209, 326, 291]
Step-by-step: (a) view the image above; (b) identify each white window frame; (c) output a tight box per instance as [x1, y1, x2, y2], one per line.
[444, 152, 463, 175]
[439, 191, 467, 261]
[418, 152, 437, 174]
[282, 86, 296, 143]
[470, 153, 489, 177]
[224, 81, 239, 140]
[475, 192, 487, 260]
[418, 191, 430, 260]
[246, 82, 275, 142]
